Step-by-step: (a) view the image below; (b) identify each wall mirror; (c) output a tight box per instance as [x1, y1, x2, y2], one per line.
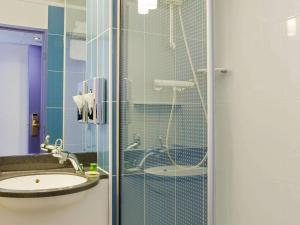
[0, 0, 88, 156]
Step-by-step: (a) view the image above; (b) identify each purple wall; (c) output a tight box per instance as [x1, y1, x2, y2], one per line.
[28, 45, 42, 154]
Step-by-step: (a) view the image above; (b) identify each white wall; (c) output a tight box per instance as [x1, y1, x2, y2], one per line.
[0, 0, 48, 29]
[215, 1, 300, 225]
[0, 44, 28, 156]
[0, 0, 65, 30]
[0, 179, 109, 225]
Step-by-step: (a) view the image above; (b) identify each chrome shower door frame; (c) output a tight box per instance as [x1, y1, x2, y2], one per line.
[114, 0, 216, 224]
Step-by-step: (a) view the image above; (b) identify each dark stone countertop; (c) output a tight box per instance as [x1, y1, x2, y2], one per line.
[0, 152, 108, 198]
[0, 152, 99, 172]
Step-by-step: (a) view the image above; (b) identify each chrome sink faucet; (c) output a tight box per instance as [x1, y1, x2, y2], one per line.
[138, 151, 156, 169]
[40, 135, 83, 173]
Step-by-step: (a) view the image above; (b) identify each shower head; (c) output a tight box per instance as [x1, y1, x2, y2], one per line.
[153, 79, 194, 91]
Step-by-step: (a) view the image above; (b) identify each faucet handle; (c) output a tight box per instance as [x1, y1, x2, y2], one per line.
[54, 138, 64, 150]
[158, 136, 167, 150]
[40, 135, 52, 152]
[133, 134, 141, 145]
[158, 136, 164, 146]
[45, 135, 50, 145]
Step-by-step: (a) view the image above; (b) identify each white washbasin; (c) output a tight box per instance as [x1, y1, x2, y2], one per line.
[0, 174, 87, 191]
[145, 165, 207, 177]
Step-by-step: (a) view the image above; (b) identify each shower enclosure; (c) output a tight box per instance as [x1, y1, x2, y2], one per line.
[118, 0, 214, 224]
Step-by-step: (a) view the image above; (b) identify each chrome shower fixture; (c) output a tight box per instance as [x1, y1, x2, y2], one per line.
[166, 0, 183, 49]
[166, 0, 183, 6]
[153, 79, 194, 91]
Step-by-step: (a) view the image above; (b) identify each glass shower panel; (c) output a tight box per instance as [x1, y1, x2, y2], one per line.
[64, 0, 86, 152]
[120, 0, 208, 225]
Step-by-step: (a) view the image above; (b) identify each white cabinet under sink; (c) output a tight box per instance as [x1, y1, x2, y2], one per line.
[0, 179, 108, 225]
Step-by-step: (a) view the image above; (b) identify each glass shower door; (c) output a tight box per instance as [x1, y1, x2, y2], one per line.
[119, 0, 213, 224]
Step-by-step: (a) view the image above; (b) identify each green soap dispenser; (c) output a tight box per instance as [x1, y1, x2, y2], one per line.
[85, 163, 100, 179]
[90, 163, 97, 172]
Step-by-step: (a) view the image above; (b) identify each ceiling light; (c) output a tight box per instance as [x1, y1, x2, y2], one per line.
[148, 0, 157, 10]
[287, 17, 297, 37]
[138, 0, 157, 15]
[138, 0, 149, 15]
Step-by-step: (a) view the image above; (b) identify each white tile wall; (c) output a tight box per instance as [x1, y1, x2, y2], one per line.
[215, 0, 300, 224]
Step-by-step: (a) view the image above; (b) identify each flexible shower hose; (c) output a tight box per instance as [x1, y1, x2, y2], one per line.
[165, 7, 208, 168]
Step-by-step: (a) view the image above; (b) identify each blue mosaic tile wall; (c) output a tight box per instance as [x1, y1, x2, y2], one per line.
[46, 6, 64, 142]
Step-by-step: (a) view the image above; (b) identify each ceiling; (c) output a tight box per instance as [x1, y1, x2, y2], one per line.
[31, 0, 85, 6]
[65, 0, 85, 7]
[21, 0, 86, 8]
[21, 0, 64, 4]
[46, 0, 64, 3]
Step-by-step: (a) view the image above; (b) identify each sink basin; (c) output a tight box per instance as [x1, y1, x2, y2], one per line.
[0, 174, 87, 191]
[0, 171, 103, 212]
